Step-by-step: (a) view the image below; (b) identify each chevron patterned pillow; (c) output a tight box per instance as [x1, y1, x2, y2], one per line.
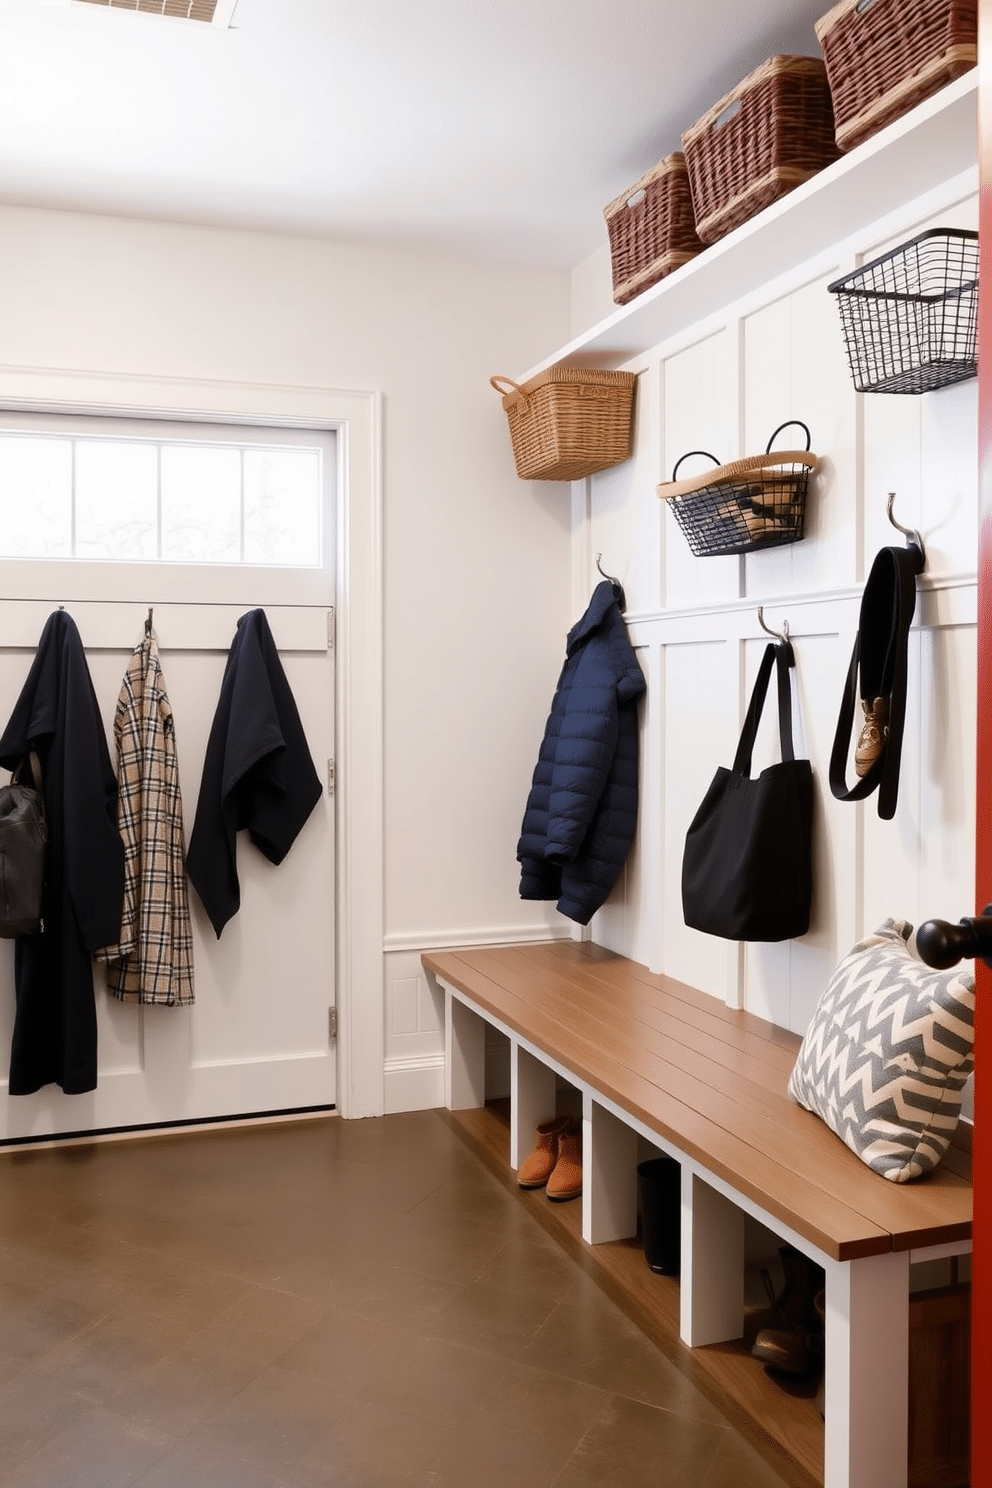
[788, 918, 975, 1182]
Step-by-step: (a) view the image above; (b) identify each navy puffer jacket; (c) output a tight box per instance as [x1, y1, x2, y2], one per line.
[517, 581, 646, 925]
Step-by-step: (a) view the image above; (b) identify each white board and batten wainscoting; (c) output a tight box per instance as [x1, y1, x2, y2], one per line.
[589, 154, 979, 1047]
[395, 76, 980, 1101]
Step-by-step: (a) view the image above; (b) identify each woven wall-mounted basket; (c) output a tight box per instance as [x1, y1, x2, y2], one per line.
[603, 153, 704, 306]
[815, 0, 977, 153]
[658, 421, 818, 557]
[828, 227, 978, 394]
[681, 55, 841, 246]
[490, 368, 637, 482]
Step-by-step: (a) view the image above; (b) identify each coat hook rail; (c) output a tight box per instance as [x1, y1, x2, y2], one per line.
[886, 491, 926, 562]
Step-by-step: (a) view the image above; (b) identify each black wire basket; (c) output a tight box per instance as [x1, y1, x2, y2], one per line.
[828, 228, 978, 395]
[657, 421, 817, 558]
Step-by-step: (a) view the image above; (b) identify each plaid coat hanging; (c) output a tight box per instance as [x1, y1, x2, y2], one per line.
[97, 631, 194, 1006]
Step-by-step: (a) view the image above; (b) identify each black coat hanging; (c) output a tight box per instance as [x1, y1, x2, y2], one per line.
[186, 609, 323, 939]
[0, 611, 124, 1095]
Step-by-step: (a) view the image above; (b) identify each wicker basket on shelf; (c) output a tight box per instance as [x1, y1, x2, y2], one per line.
[681, 55, 841, 246]
[658, 422, 818, 557]
[828, 227, 978, 394]
[490, 367, 637, 481]
[603, 153, 704, 305]
[815, 0, 977, 153]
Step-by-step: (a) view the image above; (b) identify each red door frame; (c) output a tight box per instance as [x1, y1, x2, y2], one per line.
[975, 5, 991, 1480]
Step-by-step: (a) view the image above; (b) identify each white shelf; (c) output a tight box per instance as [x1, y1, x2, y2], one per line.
[522, 69, 978, 381]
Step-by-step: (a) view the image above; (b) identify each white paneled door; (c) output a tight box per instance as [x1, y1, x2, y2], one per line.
[0, 600, 336, 1140]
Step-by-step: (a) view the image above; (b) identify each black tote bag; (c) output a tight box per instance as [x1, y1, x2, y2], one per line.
[682, 641, 813, 942]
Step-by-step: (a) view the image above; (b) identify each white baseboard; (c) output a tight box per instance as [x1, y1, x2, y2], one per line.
[383, 1054, 445, 1114]
[383, 924, 574, 954]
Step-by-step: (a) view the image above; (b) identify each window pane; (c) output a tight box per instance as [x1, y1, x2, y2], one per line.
[76, 441, 158, 560]
[243, 448, 321, 566]
[0, 436, 72, 557]
[161, 445, 241, 563]
[0, 421, 330, 572]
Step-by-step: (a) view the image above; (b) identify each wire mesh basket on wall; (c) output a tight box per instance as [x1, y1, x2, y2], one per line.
[490, 367, 637, 481]
[658, 422, 818, 557]
[827, 228, 978, 394]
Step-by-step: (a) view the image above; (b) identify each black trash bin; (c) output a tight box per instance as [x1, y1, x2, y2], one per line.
[637, 1156, 681, 1276]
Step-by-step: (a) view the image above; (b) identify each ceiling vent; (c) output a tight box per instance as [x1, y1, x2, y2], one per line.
[73, 1, 239, 25]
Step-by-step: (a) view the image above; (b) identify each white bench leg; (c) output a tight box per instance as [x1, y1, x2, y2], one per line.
[824, 1250, 909, 1488]
[581, 1095, 638, 1245]
[680, 1169, 745, 1346]
[511, 1044, 557, 1171]
[445, 989, 486, 1110]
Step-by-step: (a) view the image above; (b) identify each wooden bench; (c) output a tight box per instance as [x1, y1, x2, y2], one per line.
[422, 939, 973, 1488]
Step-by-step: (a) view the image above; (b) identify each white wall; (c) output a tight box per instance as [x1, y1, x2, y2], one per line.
[578, 190, 979, 1036]
[0, 203, 575, 1121]
[570, 240, 616, 340]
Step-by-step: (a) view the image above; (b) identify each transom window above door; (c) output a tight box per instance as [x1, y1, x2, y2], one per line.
[0, 414, 328, 569]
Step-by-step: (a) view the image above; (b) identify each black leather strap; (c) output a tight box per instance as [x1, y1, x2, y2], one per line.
[775, 642, 796, 763]
[13, 749, 43, 797]
[829, 543, 925, 820]
[732, 642, 797, 776]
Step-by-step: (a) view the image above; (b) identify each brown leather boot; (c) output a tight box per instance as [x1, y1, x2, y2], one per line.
[546, 1117, 582, 1202]
[745, 1245, 822, 1348]
[854, 695, 889, 777]
[748, 1245, 825, 1373]
[517, 1116, 569, 1189]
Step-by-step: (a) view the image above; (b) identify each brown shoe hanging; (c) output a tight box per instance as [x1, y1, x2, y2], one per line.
[829, 539, 924, 819]
[854, 695, 889, 777]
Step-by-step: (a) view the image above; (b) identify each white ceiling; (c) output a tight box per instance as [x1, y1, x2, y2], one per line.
[0, 0, 836, 267]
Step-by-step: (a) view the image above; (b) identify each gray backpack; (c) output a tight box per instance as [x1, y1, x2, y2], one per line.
[0, 751, 47, 937]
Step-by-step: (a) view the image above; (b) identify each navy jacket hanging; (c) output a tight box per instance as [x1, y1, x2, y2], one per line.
[0, 611, 124, 1095]
[517, 580, 646, 925]
[187, 608, 322, 939]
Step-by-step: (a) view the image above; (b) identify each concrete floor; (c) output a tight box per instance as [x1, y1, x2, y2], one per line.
[0, 1110, 790, 1486]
